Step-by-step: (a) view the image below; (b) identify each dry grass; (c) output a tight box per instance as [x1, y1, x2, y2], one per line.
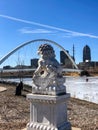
[0, 83, 29, 130]
[68, 98, 98, 130]
[0, 83, 98, 130]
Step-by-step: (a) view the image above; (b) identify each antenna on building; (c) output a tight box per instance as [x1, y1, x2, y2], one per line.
[73, 44, 75, 61]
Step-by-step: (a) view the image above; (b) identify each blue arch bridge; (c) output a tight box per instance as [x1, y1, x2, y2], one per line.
[0, 39, 81, 75]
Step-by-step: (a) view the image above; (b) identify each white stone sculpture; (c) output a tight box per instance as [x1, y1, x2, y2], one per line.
[32, 44, 66, 95]
[27, 43, 71, 130]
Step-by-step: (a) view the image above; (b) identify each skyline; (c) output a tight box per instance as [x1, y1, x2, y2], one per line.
[0, 0, 98, 67]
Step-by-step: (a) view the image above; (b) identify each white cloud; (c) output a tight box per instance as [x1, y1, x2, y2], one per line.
[19, 27, 55, 34]
[0, 14, 98, 38]
[64, 32, 98, 38]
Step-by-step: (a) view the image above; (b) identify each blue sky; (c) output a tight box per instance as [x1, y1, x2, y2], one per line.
[0, 0, 98, 67]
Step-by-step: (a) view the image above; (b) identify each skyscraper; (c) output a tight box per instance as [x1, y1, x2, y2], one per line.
[60, 50, 69, 65]
[60, 50, 73, 68]
[83, 45, 91, 62]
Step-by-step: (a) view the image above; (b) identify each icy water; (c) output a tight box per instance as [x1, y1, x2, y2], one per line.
[2, 76, 98, 104]
[65, 76, 98, 104]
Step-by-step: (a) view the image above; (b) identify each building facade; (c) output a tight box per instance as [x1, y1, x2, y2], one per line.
[31, 58, 38, 68]
[78, 45, 98, 73]
[60, 50, 74, 68]
[83, 45, 91, 62]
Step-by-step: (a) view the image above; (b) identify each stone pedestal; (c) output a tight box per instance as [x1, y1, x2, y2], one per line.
[27, 93, 71, 130]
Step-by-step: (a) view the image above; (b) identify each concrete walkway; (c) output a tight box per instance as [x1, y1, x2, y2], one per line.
[0, 86, 7, 92]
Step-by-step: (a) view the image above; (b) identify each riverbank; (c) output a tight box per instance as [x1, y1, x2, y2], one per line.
[0, 83, 98, 130]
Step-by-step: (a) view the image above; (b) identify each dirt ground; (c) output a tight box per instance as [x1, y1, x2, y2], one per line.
[0, 83, 98, 130]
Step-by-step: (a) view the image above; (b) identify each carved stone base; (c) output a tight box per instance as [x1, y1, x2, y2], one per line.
[27, 93, 71, 130]
[32, 77, 66, 96]
[32, 84, 66, 96]
[27, 121, 71, 130]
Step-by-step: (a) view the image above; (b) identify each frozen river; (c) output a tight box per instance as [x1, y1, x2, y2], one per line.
[65, 76, 98, 104]
[2, 76, 98, 104]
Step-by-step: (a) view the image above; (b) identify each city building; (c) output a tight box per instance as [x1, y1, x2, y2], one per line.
[60, 50, 74, 68]
[78, 45, 98, 74]
[31, 58, 38, 68]
[83, 45, 91, 62]
[60, 50, 68, 65]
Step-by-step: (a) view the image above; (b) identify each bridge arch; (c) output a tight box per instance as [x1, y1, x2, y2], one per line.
[0, 39, 78, 69]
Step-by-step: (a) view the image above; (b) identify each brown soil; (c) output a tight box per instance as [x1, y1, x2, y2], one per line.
[0, 83, 98, 130]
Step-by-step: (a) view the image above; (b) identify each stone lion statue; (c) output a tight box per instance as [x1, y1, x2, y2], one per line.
[32, 44, 65, 94]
